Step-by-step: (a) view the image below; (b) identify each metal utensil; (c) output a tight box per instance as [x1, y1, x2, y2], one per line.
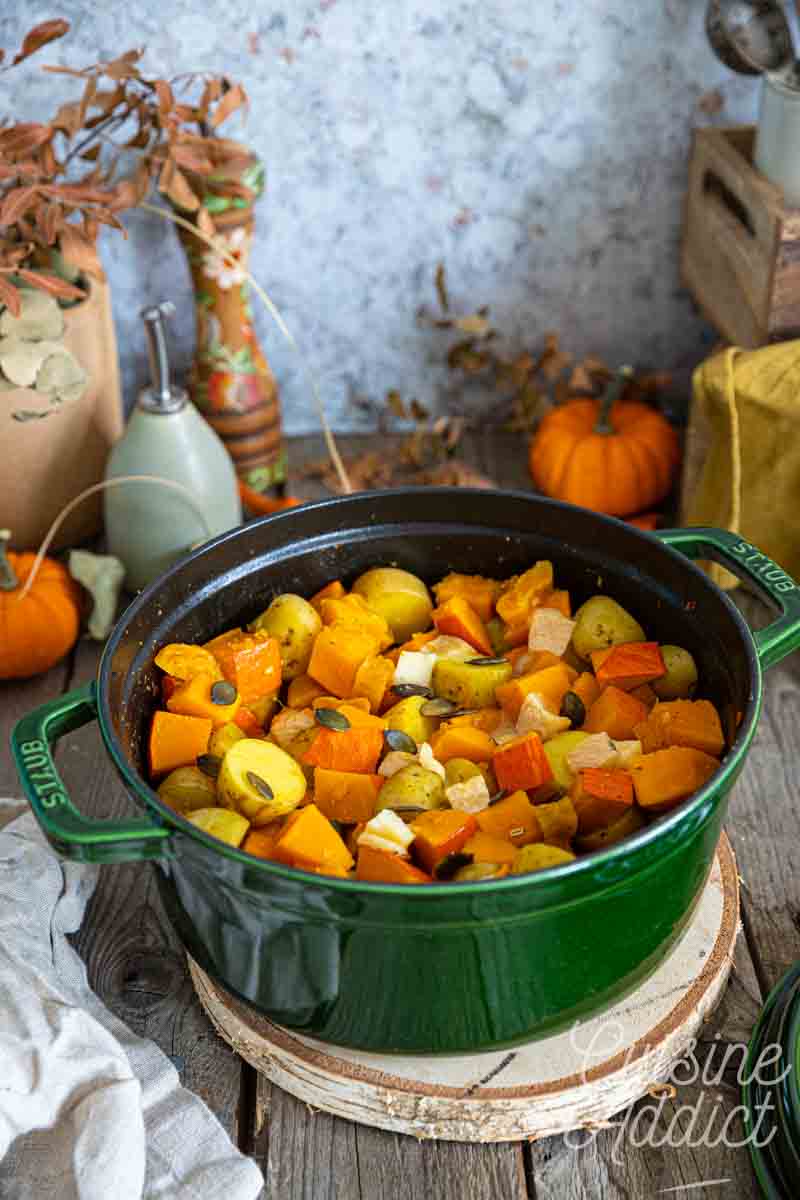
[706, 0, 794, 75]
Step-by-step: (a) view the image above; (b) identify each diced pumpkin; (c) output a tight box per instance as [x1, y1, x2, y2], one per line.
[167, 672, 241, 727]
[433, 573, 501, 623]
[242, 822, 284, 860]
[534, 795, 578, 844]
[287, 674, 327, 708]
[319, 593, 393, 651]
[442, 706, 503, 734]
[302, 724, 384, 773]
[308, 623, 382, 698]
[334, 704, 387, 729]
[571, 768, 635, 834]
[492, 732, 553, 792]
[409, 808, 478, 874]
[476, 790, 542, 846]
[272, 802, 354, 872]
[148, 710, 212, 776]
[206, 630, 282, 704]
[352, 655, 395, 711]
[312, 695, 373, 714]
[583, 686, 649, 741]
[432, 595, 493, 656]
[593, 642, 666, 691]
[572, 672, 601, 712]
[634, 699, 725, 758]
[462, 830, 518, 865]
[355, 844, 431, 884]
[154, 643, 223, 683]
[430, 725, 496, 763]
[496, 663, 575, 721]
[161, 675, 179, 703]
[309, 580, 346, 611]
[496, 561, 554, 627]
[629, 747, 719, 812]
[314, 768, 383, 823]
[541, 588, 571, 618]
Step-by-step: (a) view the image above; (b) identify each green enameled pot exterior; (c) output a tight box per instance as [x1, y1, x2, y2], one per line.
[12, 490, 800, 1053]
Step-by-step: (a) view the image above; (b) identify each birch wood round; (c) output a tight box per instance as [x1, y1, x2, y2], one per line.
[189, 833, 739, 1143]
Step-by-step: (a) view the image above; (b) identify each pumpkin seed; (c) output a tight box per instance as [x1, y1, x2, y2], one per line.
[384, 728, 417, 754]
[420, 697, 459, 718]
[211, 680, 238, 706]
[197, 754, 222, 779]
[466, 656, 508, 667]
[434, 851, 474, 881]
[392, 804, 426, 816]
[392, 683, 433, 699]
[315, 707, 351, 731]
[509, 826, 526, 839]
[487, 789, 508, 807]
[246, 771, 274, 800]
[560, 690, 586, 726]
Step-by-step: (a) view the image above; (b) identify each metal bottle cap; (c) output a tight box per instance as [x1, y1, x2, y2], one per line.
[139, 301, 188, 414]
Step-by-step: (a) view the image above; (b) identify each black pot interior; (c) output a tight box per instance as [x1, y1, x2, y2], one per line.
[102, 489, 755, 796]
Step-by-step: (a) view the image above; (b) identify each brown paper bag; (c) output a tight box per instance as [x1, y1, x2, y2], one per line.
[682, 341, 800, 589]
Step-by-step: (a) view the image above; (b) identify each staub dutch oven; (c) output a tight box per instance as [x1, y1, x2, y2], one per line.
[12, 490, 800, 1053]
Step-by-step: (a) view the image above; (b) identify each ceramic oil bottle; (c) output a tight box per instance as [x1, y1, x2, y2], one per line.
[104, 302, 242, 591]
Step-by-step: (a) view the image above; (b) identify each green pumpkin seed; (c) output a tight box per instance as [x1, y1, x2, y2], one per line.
[246, 771, 274, 800]
[315, 707, 351, 731]
[392, 683, 433, 698]
[488, 789, 508, 806]
[197, 754, 222, 779]
[420, 697, 459, 717]
[384, 728, 417, 754]
[211, 680, 238, 706]
[434, 851, 474, 881]
[466, 656, 508, 667]
[560, 690, 586, 726]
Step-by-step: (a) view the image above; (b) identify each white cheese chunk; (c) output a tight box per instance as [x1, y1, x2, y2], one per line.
[393, 650, 434, 689]
[516, 691, 571, 742]
[612, 739, 642, 767]
[528, 607, 576, 656]
[566, 732, 618, 772]
[357, 809, 415, 855]
[378, 750, 417, 778]
[420, 635, 475, 660]
[446, 774, 491, 814]
[418, 741, 446, 780]
[269, 707, 316, 748]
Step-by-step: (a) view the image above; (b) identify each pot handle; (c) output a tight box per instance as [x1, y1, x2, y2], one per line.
[11, 682, 172, 864]
[657, 528, 800, 670]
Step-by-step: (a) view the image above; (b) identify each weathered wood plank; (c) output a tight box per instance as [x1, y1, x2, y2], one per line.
[61, 638, 245, 1137]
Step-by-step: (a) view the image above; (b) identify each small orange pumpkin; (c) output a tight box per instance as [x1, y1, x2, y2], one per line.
[0, 530, 82, 679]
[528, 368, 680, 517]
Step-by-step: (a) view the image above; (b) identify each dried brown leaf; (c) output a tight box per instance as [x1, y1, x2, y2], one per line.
[155, 79, 174, 119]
[454, 313, 492, 337]
[0, 275, 21, 317]
[78, 76, 98, 126]
[409, 398, 428, 421]
[51, 100, 83, 136]
[0, 124, 52, 156]
[11, 19, 70, 66]
[171, 144, 214, 174]
[17, 269, 86, 301]
[165, 167, 199, 211]
[386, 389, 406, 419]
[58, 225, 103, 278]
[197, 206, 215, 236]
[568, 363, 595, 393]
[210, 83, 247, 128]
[0, 186, 39, 228]
[435, 262, 448, 312]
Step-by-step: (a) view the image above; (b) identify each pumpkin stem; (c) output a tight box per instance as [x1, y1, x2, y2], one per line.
[0, 530, 18, 592]
[594, 365, 634, 434]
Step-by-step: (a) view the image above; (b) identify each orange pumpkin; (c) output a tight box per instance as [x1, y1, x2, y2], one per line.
[528, 369, 680, 517]
[0, 530, 82, 678]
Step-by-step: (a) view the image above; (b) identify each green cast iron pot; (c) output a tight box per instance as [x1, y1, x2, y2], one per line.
[11, 490, 800, 1053]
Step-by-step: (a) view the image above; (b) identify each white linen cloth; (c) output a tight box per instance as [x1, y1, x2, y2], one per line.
[0, 798, 264, 1200]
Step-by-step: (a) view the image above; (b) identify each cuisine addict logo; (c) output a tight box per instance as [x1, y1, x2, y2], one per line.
[565, 1019, 786, 1162]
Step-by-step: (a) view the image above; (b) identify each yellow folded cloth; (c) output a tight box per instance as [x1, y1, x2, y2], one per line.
[686, 341, 800, 589]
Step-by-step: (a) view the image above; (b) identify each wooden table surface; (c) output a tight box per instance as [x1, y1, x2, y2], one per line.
[1, 432, 796, 1199]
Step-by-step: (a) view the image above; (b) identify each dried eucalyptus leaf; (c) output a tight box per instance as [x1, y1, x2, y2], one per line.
[12, 408, 51, 421]
[0, 288, 64, 341]
[0, 337, 50, 387]
[36, 348, 87, 402]
[68, 549, 125, 639]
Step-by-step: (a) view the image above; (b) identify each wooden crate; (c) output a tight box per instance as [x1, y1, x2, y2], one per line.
[682, 125, 800, 347]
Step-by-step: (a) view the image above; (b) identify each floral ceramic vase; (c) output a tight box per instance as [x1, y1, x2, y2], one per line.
[176, 154, 286, 495]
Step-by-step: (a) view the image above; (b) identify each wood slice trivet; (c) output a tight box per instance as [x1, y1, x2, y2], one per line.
[189, 832, 739, 1143]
